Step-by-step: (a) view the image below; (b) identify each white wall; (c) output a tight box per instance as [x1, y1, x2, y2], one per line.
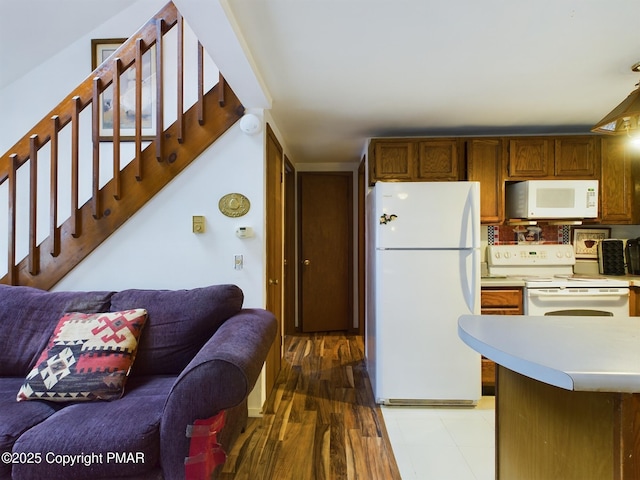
[52, 118, 267, 304]
[52, 113, 270, 416]
[0, 0, 167, 155]
[0, 2, 276, 416]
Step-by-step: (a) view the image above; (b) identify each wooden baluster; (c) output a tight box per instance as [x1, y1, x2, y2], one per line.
[218, 73, 225, 107]
[50, 116, 60, 257]
[177, 13, 184, 143]
[29, 135, 40, 276]
[71, 96, 81, 237]
[135, 38, 143, 181]
[197, 42, 204, 125]
[7, 154, 17, 285]
[92, 77, 102, 219]
[155, 18, 164, 161]
[113, 58, 122, 200]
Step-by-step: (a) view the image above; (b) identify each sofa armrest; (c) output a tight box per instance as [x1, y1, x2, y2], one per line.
[159, 308, 276, 479]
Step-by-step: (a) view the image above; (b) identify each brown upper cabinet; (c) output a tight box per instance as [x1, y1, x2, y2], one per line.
[600, 137, 637, 224]
[370, 140, 414, 182]
[369, 138, 461, 184]
[369, 134, 638, 225]
[467, 138, 504, 224]
[506, 136, 599, 179]
[507, 137, 553, 178]
[415, 139, 461, 181]
[554, 136, 599, 178]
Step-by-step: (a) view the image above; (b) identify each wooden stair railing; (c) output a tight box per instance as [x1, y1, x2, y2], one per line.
[0, 1, 244, 290]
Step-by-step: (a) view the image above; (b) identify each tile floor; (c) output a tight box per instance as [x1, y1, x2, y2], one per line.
[381, 396, 495, 480]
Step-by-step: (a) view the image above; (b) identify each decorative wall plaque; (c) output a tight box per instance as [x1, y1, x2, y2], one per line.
[218, 193, 250, 218]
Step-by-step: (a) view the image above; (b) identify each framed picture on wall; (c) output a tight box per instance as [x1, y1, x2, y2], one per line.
[572, 227, 611, 259]
[91, 38, 156, 140]
[91, 38, 127, 70]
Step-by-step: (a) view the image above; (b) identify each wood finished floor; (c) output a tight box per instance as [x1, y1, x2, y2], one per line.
[218, 334, 402, 480]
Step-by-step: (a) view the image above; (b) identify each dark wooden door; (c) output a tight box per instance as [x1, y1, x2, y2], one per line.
[298, 172, 353, 332]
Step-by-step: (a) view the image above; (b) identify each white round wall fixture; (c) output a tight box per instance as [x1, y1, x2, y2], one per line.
[239, 113, 262, 135]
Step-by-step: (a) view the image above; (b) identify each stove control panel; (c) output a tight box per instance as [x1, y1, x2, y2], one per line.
[487, 244, 575, 267]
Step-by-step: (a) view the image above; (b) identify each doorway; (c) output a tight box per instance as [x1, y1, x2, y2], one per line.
[298, 172, 353, 332]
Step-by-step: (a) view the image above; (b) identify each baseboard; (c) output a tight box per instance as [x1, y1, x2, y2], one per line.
[248, 407, 263, 418]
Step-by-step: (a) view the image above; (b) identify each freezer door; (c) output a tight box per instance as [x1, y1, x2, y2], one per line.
[375, 181, 480, 249]
[373, 249, 481, 404]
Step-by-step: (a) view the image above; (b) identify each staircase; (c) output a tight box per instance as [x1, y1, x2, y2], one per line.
[0, 2, 244, 290]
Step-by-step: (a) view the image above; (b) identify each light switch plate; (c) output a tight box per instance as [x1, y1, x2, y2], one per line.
[192, 216, 205, 233]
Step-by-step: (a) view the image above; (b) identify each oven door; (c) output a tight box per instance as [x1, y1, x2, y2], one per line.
[525, 287, 630, 317]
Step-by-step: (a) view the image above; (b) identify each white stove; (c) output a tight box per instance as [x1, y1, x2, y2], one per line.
[487, 244, 630, 316]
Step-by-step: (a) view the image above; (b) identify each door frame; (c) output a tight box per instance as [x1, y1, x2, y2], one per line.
[265, 123, 283, 394]
[357, 157, 366, 335]
[284, 157, 296, 335]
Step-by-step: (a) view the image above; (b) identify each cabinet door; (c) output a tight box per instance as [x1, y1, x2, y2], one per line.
[467, 138, 504, 224]
[554, 136, 599, 178]
[630, 287, 640, 316]
[480, 287, 523, 390]
[416, 139, 459, 180]
[481, 288, 523, 310]
[600, 137, 633, 224]
[507, 138, 553, 178]
[371, 140, 414, 183]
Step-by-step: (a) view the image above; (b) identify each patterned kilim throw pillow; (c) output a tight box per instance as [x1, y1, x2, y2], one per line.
[17, 309, 147, 402]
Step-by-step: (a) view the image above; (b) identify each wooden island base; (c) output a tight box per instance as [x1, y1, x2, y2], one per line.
[497, 366, 640, 480]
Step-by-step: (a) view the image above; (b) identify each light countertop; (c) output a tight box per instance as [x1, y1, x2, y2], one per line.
[480, 277, 526, 288]
[481, 275, 640, 288]
[458, 314, 640, 393]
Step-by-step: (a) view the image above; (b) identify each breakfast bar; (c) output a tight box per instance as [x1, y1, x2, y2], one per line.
[458, 314, 640, 480]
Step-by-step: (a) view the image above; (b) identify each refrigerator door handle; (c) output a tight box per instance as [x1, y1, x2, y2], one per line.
[462, 182, 480, 248]
[461, 183, 480, 313]
[470, 183, 480, 246]
[459, 184, 480, 248]
[470, 249, 480, 312]
[459, 249, 479, 313]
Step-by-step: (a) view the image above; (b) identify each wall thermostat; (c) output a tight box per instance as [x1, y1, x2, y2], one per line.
[236, 226, 253, 238]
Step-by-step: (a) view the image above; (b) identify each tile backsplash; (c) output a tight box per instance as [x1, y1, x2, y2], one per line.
[488, 225, 570, 245]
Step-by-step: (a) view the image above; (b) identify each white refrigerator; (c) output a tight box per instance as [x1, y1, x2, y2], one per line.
[365, 181, 481, 405]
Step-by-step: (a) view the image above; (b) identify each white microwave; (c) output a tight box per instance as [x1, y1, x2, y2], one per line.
[506, 180, 598, 219]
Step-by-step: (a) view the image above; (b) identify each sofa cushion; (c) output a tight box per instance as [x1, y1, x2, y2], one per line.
[11, 375, 174, 480]
[16, 310, 148, 402]
[0, 377, 62, 478]
[110, 284, 244, 375]
[0, 285, 114, 376]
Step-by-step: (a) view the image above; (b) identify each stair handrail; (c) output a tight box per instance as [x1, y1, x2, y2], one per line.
[1, 1, 240, 287]
[0, 3, 178, 183]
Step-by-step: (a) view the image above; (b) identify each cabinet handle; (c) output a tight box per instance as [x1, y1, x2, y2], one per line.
[303, 259, 311, 266]
[269, 279, 279, 285]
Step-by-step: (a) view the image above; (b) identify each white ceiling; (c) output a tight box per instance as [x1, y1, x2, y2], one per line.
[0, 0, 133, 88]
[222, 0, 640, 163]
[2, 1, 640, 165]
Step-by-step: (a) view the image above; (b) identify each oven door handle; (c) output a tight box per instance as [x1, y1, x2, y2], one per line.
[528, 289, 629, 298]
